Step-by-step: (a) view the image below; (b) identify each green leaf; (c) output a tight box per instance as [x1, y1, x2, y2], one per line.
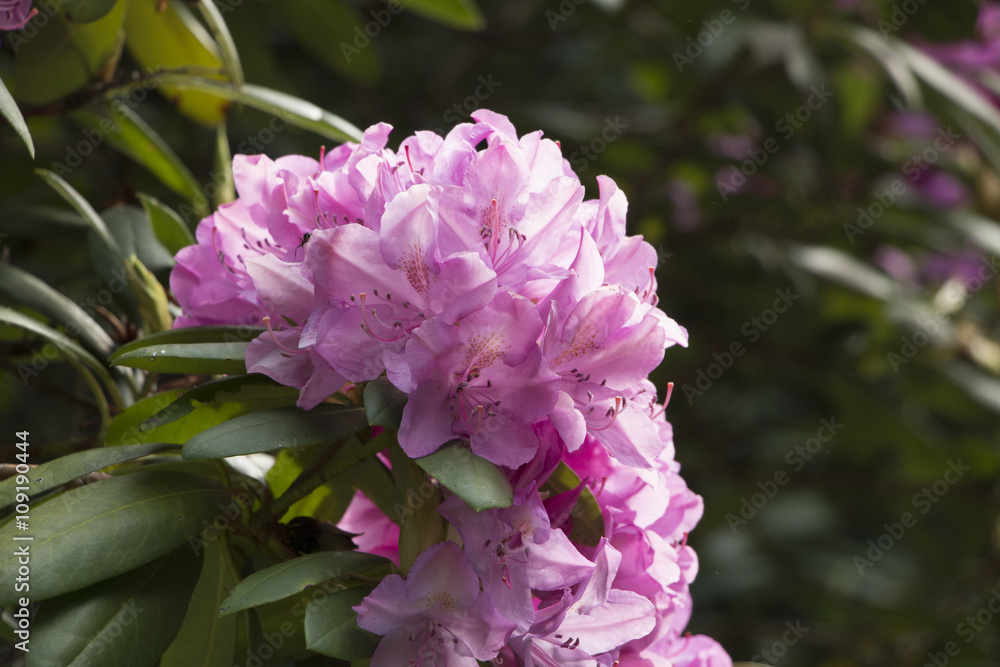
[101, 205, 176, 276]
[152, 73, 364, 143]
[0, 261, 115, 356]
[540, 462, 604, 547]
[837, 24, 922, 109]
[110, 341, 249, 374]
[304, 587, 381, 660]
[123, 0, 229, 125]
[36, 169, 124, 264]
[27, 543, 202, 667]
[0, 304, 123, 410]
[392, 445, 445, 572]
[71, 104, 204, 205]
[0, 442, 179, 511]
[125, 253, 173, 333]
[160, 541, 239, 667]
[0, 471, 230, 606]
[139, 193, 196, 254]
[107, 382, 299, 446]
[415, 441, 513, 511]
[196, 0, 245, 92]
[13, 5, 126, 105]
[141, 374, 289, 431]
[109, 325, 264, 361]
[396, 0, 485, 30]
[0, 77, 34, 158]
[220, 551, 391, 617]
[62, 0, 119, 23]
[183, 404, 369, 459]
[363, 377, 407, 428]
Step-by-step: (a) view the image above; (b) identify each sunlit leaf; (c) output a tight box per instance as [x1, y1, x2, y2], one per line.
[414, 441, 513, 511]
[151, 74, 363, 143]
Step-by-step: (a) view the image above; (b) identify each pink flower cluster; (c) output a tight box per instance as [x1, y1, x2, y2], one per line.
[0, 0, 35, 31]
[172, 110, 731, 666]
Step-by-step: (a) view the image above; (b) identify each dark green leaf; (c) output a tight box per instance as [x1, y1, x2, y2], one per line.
[110, 341, 249, 375]
[0, 471, 230, 606]
[0, 261, 115, 356]
[141, 374, 291, 431]
[396, 0, 485, 30]
[139, 194, 196, 255]
[540, 462, 604, 547]
[392, 445, 445, 572]
[0, 442, 179, 511]
[13, 7, 125, 105]
[62, 0, 119, 23]
[183, 404, 369, 459]
[220, 551, 391, 617]
[415, 441, 513, 511]
[71, 105, 204, 205]
[363, 378, 407, 429]
[160, 541, 239, 667]
[28, 542, 202, 667]
[0, 304, 122, 409]
[36, 169, 124, 263]
[304, 587, 380, 660]
[101, 205, 176, 276]
[0, 77, 34, 157]
[108, 325, 264, 363]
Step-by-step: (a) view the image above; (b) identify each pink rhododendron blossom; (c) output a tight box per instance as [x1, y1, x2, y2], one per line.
[169, 110, 730, 665]
[355, 541, 515, 666]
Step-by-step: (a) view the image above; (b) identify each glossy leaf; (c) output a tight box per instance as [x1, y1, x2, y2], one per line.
[72, 105, 204, 205]
[220, 551, 391, 617]
[160, 541, 239, 667]
[396, 0, 485, 30]
[109, 325, 264, 361]
[27, 543, 202, 667]
[540, 462, 604, 547]
[182, 404, 369, 459]
[152, 73, 364, 143]
[0, 442, 179, 511]
[123, 0, 229, 126]
[415, 441, 514, 511]
[0, 261, 115, 356]
[0, 77, 33, 157]
[139, 193, 196, 254]
[0, 471, 230, 606]
[110, 341, 249, 374]
[363, 377, 407, 429]
[304, 587, 380, 660]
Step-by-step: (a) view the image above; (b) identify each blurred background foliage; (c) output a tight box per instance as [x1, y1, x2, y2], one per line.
[2, 0, 1000, 665]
